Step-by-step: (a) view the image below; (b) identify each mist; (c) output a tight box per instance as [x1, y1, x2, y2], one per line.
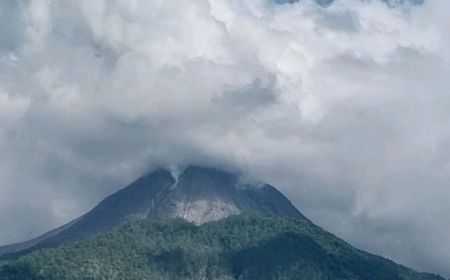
[0, 0, 449, 276]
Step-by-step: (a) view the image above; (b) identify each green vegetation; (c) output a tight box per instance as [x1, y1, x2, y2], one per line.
[0, 214, 444, 280]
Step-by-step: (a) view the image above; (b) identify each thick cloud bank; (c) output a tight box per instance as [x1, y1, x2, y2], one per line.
[1, 0, 450, 276]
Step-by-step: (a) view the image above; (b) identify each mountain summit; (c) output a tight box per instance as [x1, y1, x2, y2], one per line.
[0, 166, 305, 258]
[0, 166, 445, 280]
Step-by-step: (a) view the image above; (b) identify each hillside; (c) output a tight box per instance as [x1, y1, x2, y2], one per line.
[0, 214, 444, 280]
[0, 166, 306, 259]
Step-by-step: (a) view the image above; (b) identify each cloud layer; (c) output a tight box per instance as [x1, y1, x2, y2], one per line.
[1, 0, 450, 276]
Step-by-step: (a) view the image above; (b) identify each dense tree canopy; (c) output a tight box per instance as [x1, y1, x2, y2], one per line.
[0, 214, 444, 280]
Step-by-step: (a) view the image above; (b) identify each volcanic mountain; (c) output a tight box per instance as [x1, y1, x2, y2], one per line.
[0, 166, 305, 258]
[0, 165, 445, 280]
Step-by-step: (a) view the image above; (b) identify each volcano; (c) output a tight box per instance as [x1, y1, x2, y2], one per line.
[0, 166, 305, 258]
[0, 166, 444, 280]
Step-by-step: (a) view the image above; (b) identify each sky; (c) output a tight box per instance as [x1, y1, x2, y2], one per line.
[0, 0, 450, 276]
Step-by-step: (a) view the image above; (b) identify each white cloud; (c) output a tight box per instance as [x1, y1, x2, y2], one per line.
[0, 0, 450, 276]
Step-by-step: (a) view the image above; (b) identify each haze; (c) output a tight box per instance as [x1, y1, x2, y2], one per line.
[0, 0, 449, 276]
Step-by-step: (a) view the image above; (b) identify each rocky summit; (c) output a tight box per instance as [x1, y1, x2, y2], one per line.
[0, 166, 305, 258]
[0, 166, 445, 280]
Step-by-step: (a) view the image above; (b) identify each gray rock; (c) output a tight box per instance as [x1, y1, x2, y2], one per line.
[0, 166, 306, 258]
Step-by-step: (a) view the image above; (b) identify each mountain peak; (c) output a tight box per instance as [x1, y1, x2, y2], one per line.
[149, 164, 305, 225]
[0, 165, 305, 258]
[0, 166, 444, 280]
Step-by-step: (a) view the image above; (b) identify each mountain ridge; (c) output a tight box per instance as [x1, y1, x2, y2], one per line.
[0, 165, 445, 279]
[0, 165, 306, 258]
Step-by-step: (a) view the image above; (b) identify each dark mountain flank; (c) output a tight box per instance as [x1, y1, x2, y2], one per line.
[0, 166, 444, 280]
[0, 166, 305, 258]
